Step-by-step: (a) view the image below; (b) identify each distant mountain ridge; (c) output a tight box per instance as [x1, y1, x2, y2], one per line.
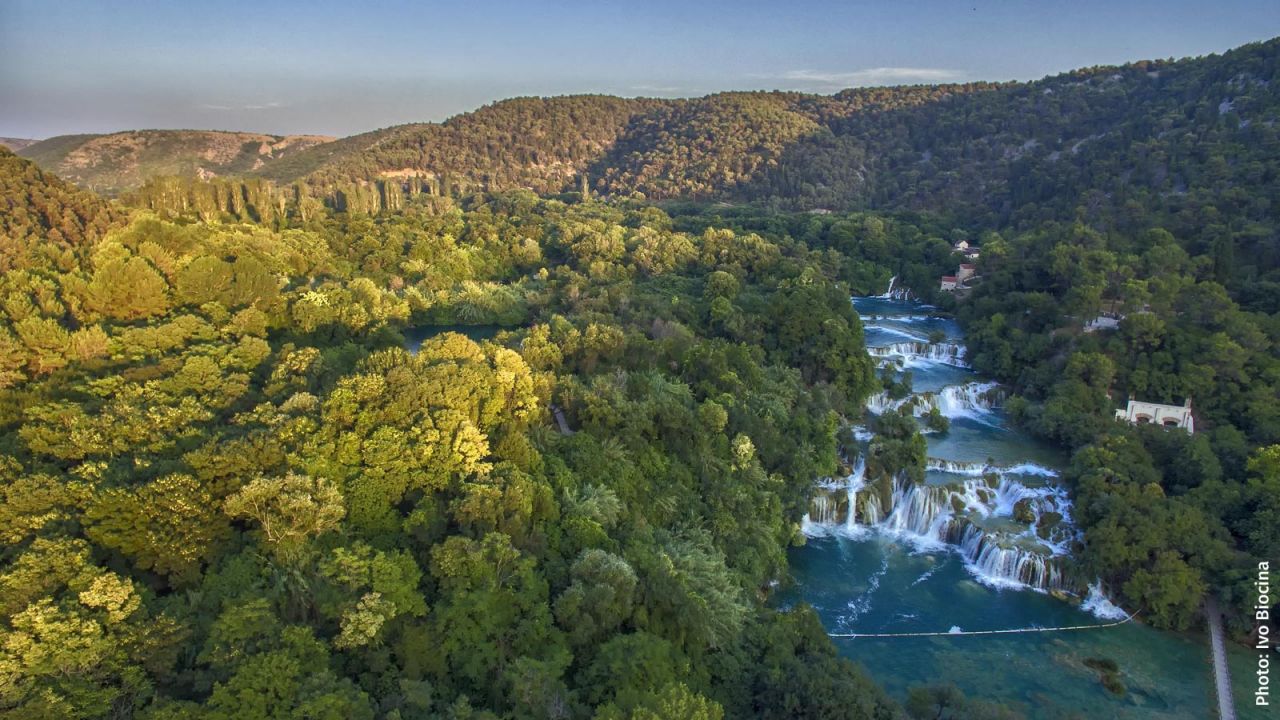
[0, 137, 39, 152]
[19, 37, 1280, 233]
[17, 130, 334, 195]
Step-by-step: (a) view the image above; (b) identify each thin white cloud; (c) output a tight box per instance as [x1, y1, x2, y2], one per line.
[755, 67, 966, 90]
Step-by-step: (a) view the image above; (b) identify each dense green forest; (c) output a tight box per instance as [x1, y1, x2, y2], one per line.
[3, 34, 1279, 720]
[0, 147, 915, 719]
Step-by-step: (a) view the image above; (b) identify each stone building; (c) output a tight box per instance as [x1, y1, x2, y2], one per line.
[1114, 398, 1195, 433]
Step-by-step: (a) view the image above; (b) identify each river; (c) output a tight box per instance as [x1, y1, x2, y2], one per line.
[786, 295, 1265, 719]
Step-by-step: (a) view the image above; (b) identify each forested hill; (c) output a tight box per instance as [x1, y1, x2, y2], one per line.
[0, 147, 120, 271]
[17, 130, 334, 195]
[755, 37, 1280, 226]
[256, 95, 665, 196]
[30, 38, 1279, 224]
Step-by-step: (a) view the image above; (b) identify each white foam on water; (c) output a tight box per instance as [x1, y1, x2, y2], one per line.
[1081, 581, 1128, 620]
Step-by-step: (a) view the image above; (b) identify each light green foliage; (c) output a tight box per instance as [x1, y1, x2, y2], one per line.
[85, 255, 171, 321]
[0, 540, 181, 718]
[84, 473, 229, 585]
[223, 474, 345, 562]
[594, 682, 724, 720]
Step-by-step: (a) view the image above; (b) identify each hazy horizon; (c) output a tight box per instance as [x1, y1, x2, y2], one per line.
[3, 0, 1279, 140]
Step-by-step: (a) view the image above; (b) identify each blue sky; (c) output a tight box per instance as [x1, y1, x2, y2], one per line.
[2, 0, 1278, 139]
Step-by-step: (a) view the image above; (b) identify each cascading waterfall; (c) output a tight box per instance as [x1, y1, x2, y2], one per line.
[870, 341, 969, 368]
[810, 494, 839, 524]
[861, 488, 885, 525]
[959, 525, 1065, 590]
[933, 381, 1002, 417]
[927, 458, 1058, 478]
[1081, 581, 1128, 620]
[880, 479, 957, 544]
[804, 459, 867, 533]
[805, 470, 1074, 591]
[875, 275, 914, 301]
[845, 456, 866, 532]
[866, 381, 1002, 419]
[834, 292, 1104, 600]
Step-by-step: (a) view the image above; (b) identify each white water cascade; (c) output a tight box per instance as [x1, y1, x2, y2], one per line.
[805, 471, 1074, 591]
[958, 525, 1065, 590]
[927, 458, 1058, 478]
[803, 458, 868, 535]
[809, 292, 1131, 624]
[879, 276, 897, 298]
[866, 381, 1002, 419]
[870, 341, 969, 368]
[845, 455, 867, 533]
[876, 276, 914, 301]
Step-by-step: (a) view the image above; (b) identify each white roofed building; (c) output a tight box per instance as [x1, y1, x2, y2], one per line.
[1115, 398, 1195, 433]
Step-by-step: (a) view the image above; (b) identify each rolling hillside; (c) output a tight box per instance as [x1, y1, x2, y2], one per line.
[0, 137, 39, 152]
[17, 129, 334, 195]
[22, 37, 1280, 245]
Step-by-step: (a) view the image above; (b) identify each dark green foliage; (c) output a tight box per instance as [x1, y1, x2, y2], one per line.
[1083, 658, 1126, 697]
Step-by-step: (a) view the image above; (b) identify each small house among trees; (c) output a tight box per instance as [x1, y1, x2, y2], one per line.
[1114, 398, 1195, 433]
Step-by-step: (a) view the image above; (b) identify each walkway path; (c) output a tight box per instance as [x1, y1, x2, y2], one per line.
[1205, 596, 1237, 720]
[550, 405, 574, 435]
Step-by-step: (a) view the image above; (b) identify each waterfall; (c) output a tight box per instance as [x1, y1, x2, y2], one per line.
[932, 381, 1002, 418]
[803, 458, 868, 537]
[1081, 581, 1128, 620]
[865, 391, 901, 415]
[879, 276, 897, 298]
[846, 456, 867, 532]
[840, 293, 1083, 597]
[880, 480, 958, 546]
[805, 469, 1075, 591]
[862, 490, 885, 525]
[869, 342, 969, 368]
[927, 458, 1058, 478]
[959, 526, 1065, 590]
[866, 381, 1002, 419]
[875, 275, 915, 301]
[810, 494, 838, 524]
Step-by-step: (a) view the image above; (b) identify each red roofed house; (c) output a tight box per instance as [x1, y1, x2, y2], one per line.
[939, 275, 959, 291]
[957, 264, 977, 283]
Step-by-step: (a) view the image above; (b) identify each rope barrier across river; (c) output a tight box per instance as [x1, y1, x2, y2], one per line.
[827, 611, 1138, 639]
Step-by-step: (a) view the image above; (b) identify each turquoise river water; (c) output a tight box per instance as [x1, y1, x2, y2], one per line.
[785, 294, 1265, 720]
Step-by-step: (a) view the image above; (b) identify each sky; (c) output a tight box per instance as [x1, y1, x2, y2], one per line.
[2, 0, 1279, 139]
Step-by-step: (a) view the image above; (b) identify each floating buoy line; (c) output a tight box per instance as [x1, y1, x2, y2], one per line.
[827, 610, 1138, 639]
